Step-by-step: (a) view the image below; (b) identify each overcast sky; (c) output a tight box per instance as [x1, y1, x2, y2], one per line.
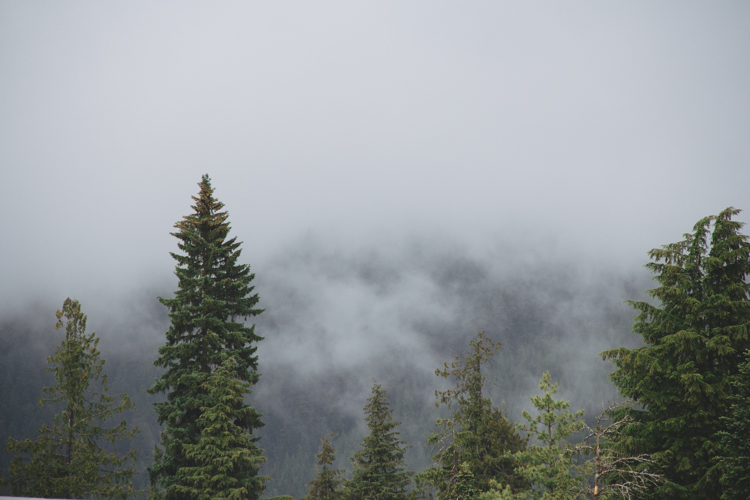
[1, 1, 749, 309]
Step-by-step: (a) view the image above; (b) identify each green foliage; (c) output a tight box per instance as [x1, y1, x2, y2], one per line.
[2, 298, 138, 499]
[453, 462, 478, 500]
[716, 349, 750, 500]
[169, 357, 267, 500]
[478, 481, 514, 500]
[503, 371, 588, 500]
[602, 207, 750, 500]
[148, 175, 265, 499]
[419, 331, 526, 499]
[347, 381, 413, 500]
[302, 434, 345, 500]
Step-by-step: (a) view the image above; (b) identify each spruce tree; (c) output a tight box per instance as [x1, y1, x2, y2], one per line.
[2, 298, 138, 499]
[148, 175, 265, 500]
[302, 434, 345, 500]
[347, 381, 413, 500]
[602, 207, 750, 499]
[420, 331, 526, 498]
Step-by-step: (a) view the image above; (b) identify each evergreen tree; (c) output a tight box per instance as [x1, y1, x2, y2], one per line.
[170, 357, 267, 500]
[2, 298, 138, 499]
[716, 349, 750, 500]
[504, 371, 588, 500]
[148, 175, 265, 500]
[302, 434, 345, 500]
[346, 380, 413, 500]
[602, 207, 750, 499]
[420, 331, 526, 499]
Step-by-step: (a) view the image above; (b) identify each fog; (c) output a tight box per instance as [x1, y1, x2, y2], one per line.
[1, 1, 749, 496]
[2, 2, 749, 305]
[0, 238, 652, 496]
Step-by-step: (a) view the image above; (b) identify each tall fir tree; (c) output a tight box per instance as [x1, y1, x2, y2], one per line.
[2, 298, 138, 499]
[148, 175, 265, 500]
[302, 434, 345, 500]
[419, 331, 526, 499]
[346, 381, 413, 500]
[602, 207, 750, 499]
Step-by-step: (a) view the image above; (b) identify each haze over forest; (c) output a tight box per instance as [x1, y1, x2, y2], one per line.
[1, 2, 749, 498]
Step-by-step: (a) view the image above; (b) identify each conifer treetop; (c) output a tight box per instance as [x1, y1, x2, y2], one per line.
[602, 207, 750, 499]
[348, 380, 413, 500]
[302, 434, 345, 500]
[3, 298, 138, 499]
[148, 175, 266, 500]
[420, 331, 526, 498]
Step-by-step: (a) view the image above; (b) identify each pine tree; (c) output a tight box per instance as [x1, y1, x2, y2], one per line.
[346, 380, 413, 500]
[716, 349, 750, 500]
[2, 298, 138, 499]
[420, 331, 526, 499]
[506, 371, 589, 500]
[602, 207, 750, 499]
[302, 434, 345, 500]
[148, 175, 265, 500]
[170, 357, 267, 500]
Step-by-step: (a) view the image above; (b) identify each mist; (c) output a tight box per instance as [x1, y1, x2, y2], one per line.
[1, 234, 653, 496]
[1, 1, 749, 498]
[2, 2, 749, 307]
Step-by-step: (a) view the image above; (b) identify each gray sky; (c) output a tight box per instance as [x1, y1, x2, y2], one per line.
[1, 1, 749, 307]
[4, 6, 750, 477]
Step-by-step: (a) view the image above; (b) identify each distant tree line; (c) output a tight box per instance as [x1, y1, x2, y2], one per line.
[2, 176, 749, 500]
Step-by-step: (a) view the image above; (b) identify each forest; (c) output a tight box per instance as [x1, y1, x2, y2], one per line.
[1, 175, 749, 500]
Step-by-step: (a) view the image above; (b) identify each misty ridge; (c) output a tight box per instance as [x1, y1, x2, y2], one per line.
[0, 233, 651, 498]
